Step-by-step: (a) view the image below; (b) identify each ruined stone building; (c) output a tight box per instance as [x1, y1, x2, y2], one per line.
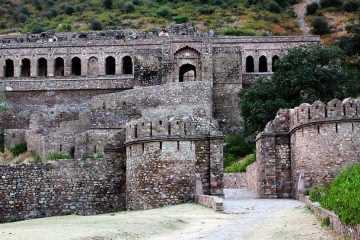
[0, 24, 319, 221]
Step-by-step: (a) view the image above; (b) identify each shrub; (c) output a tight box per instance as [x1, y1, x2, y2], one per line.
[90, 20, 103, 31]
[103, 0, 113, 9]
[311, 16, 330, 35]
[46, 8, 58, 18]
[48, 151, 71, 161]
[123, 1, 136, 13]
[321, 217, 331, 227]
[10, 142, 27, 156]
[343, 0, 360, 12]
[0, 21, 6, 29]
[306, 2, 319, 15]
[64, 4, 75, 15]
[224, 153, 256, 173]
[156, 6, 172, 18]
[199, 6, 215, 15]
[96, 152, 105, 159]
[224, 135, 255, 159]
[173, 15, 189, 24]
[309, 184, 328, 202]
[31, 25, 44, 34]
[268, 1, 282, 13]
[320, 0, 342, 8]
[320, 163, 360, 225]
[0, 133, 4, 152]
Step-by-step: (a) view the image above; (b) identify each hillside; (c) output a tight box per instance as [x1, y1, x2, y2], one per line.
[0, 0, 302, 36]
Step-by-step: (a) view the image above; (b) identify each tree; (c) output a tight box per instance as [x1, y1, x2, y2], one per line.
[311, 16, 330, 35]
[306, 2, 319, 15]
[90, 20, 103, 31]
[103, 0, 113, 9]
[239, 44, 360, 133]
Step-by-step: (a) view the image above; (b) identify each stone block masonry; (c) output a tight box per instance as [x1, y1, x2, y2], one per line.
[255, 98, 360, 199]
[0, 155, 126, 223]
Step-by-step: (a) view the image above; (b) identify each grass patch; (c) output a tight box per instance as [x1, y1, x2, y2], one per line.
[48, 151, 72, 161]
[10, 142, 27, 156]
[224, 153, 256, 173]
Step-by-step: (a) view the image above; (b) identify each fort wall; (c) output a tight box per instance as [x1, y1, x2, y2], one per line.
[256, 98, 360, 198]
[0, 154, 126, 223]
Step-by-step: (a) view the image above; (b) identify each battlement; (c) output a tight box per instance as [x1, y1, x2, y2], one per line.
[125, 115, 221, 144]
[259, 98, 360, 138]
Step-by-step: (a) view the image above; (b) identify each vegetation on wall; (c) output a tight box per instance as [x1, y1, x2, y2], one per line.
[309, 163, 360, 226]
[239, 43, 360, 133]
[10, 142, 28, 156]
[0, 0, 301, 36]
[223, 134, 255, 167]
[0, 133, 4, 153]
[48, 151, 72, 161]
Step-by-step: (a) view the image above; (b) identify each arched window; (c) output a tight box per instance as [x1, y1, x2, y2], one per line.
[245, 56, 254, 73]
[20, 58, 30, 77]
[105, 56, 116, 75]
[259, 56, 268, 72]
[71, 57, 81, 76]
[272, 55, 280, 72]
[88, 56, 99, 76]
[179, 64, 196, 82]
[54, 57, 64, 76]
[122, 56, 133, 74]
[37, 58, 48, 77]
[4, 59, 14, 77]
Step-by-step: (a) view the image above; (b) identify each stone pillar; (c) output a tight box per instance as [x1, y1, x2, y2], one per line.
[48, 58, 54, 77]
[99, 56, 106, 76]
[30, 58, 37, 77]
[81, 57, 88, 76]
[254, 55, 259, 72]
[14, 59, 20, 78]
[209, 138, 224, 196]
[116, 56, 122, 75]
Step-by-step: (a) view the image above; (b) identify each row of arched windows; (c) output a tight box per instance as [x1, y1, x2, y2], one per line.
[245, 55, 280, 73]
[2, 56, 133, 78]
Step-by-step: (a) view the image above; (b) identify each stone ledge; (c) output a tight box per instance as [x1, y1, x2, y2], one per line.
[299, 194, 360, 240]
[196, 195, 224, 211]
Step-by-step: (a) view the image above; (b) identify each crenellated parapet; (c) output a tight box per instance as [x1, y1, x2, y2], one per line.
[125, 115, 222, 145]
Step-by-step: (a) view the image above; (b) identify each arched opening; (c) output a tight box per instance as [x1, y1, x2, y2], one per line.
[105, 56, 116, 75]
[179, 64, 196, 82]
[122, 56, 133, 74]
[259, 56, 268, 72]
[88, 56, 99, 76]
[54, 57, 64, 76]
[245, 56, 254, 72]
[272, 55, 280, 72]
[20, 58, 30, 77]
[4, 59, 14, 77]
[37, 58, 48, 77]
[71, 57, 81, 76]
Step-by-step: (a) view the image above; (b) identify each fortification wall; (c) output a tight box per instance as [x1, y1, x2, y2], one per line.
[256, 98, 360, 198]
[125, 116, 223, 210]
[0, 153, 126, 223]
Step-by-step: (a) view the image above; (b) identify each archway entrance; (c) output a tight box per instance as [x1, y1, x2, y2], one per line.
[179, 64, 196, 82]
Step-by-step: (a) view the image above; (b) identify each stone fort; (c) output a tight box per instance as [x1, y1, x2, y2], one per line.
[0, 24, 322, 222]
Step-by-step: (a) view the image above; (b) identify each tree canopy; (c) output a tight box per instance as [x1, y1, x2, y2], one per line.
[239, 44, 360, 133]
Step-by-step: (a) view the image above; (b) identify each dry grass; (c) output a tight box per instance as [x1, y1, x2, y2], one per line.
[0, 151, 40, 165]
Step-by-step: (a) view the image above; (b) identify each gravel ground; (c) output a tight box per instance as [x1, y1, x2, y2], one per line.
[0, 189, 346, 240]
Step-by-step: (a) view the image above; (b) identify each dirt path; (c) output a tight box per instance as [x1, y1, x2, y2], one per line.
[294, 0, 320, 35]
[0, 195, 345, 240]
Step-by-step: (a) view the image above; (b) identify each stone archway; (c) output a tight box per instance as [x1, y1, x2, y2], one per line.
[179, 64, 196, 82]
[174, 46, 201, 82]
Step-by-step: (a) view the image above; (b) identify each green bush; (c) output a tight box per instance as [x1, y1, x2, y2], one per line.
[156, 6, 172, 18]
[306, 2, 319, 15]
[0, 133, 4, 152]
[90, 20, 103, 31]
[10, 142, 27, 156]
[309, 184, 328, 202]
[103, 0, 113, 9]
[319, 163, 360, 225]
[48, 151, 71, 161]
[311, 16, 330, 35]
[268, 1, 282, 13]
[123, 1, 136, 13]
[224, 153, 256, 173]
[224, 135, 255, 159]
[96, 152, 105, 159]
[199, 6, 215, 15]
[343, 0, 360, 12]
[173, 15, 189, 24]
[222, 27, 256, 36]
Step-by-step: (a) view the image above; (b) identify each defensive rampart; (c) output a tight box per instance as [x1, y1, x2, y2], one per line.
[256, 98, 360, 198]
